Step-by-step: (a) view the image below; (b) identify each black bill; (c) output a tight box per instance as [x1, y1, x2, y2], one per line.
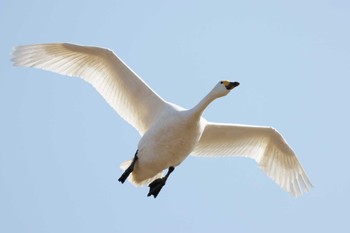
[226, 81, 240, 90]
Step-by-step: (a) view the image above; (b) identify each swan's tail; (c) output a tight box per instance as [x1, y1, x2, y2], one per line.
[120, 160, 132, 170]
[120, 160, 163, 187]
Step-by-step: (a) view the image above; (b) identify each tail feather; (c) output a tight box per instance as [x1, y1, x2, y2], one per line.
[120, 160, 132, 171]
[119, 160, 163, 187]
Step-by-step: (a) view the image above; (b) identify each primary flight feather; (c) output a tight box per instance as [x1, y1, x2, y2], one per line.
[12, 43, 312, 198]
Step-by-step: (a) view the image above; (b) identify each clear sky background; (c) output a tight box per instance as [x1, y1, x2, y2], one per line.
[1, 0, 350, 232]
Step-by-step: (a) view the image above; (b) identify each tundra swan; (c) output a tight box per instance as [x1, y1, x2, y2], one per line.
[12, 43, 312, 198]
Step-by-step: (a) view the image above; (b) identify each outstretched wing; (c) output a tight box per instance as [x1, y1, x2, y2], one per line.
[192, 122, 313, 197]
[12, 43, 169, 135]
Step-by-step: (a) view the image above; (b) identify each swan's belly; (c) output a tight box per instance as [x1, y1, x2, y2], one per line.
[132, 113, 203, 182]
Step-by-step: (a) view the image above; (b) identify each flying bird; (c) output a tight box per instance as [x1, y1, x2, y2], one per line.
[12, 43, 312, 198]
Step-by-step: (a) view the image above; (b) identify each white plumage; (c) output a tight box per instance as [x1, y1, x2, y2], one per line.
[12, 43, 312, 197]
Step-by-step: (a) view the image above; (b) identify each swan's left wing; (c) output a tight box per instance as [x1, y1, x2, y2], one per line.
[12, 43, 169, 135]
[192, 122, 313, 197]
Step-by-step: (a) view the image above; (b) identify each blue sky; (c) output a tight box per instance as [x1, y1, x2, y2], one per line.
[1, 0, 350, 232]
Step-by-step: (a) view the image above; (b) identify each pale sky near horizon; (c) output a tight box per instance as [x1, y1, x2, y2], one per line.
[1, 0, 350, 232]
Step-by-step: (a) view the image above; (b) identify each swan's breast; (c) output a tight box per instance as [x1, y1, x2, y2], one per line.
[137, 109, 204, 168]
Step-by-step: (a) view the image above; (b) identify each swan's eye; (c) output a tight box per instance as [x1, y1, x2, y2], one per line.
[220, 81, 223, 84]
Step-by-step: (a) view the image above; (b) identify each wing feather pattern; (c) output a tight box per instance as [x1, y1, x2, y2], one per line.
[192, 122, 312, 197]
[12, 43, 168, 135]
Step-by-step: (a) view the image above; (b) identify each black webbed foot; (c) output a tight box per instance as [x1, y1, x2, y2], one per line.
[147, 166, 175, 198]
[118, 150, 138, 184]
[147, 178, 166, 198]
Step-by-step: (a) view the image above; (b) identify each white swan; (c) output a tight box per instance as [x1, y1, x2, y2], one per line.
[12, 43, 312, 198]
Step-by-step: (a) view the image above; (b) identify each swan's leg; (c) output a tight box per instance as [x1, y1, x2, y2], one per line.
[147, 166, 175, 198]
[118, 150, 138, 183]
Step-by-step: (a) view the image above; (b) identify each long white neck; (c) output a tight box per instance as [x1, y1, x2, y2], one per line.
[189, 91, 219, 118]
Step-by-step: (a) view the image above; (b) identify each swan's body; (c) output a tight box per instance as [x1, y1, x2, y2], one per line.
[12, 43, 313, 197]
[132, 105, 204, 185]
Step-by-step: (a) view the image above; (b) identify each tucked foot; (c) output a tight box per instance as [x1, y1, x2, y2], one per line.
[118, 167, 132, 183]
[147, 166, 175, 198]
[118, 150, 138, 184]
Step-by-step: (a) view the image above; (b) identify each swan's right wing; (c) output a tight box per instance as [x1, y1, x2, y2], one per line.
[192, 122, 313, 197]
[12, 43, 169, 135]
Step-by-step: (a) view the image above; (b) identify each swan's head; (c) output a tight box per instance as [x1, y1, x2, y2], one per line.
[211, 80, 240, 98]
